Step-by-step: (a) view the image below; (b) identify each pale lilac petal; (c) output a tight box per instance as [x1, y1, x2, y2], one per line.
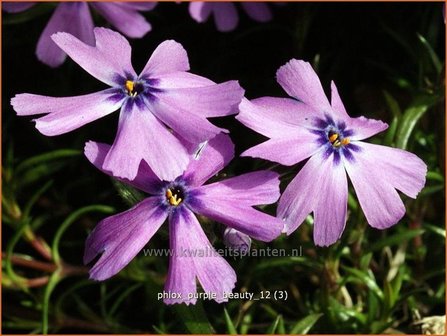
[149, 97, 225, 144]
[151, 72, 214, 89]
[356, 143, 427, 198]
[164, 208, 236, 304]
[241, 134, 320, 166]
[91, 2, 151, 38]
[197, 171, 279, 205]
[190, 196, 283, 242]
[189, 2, 212, 23]
[148, 78, 243, 143]
[278, 148, 347, 244]
[237, 98, 316, 138]
[52, 27, 136, 86]
[241, 2, 272, 22]
[85, 197, 167, 281]
[174, 133, 209, 158]
[213, 3, 238, 32]
[348, 116, 388, 141]
[3, 2, 35, 13]
[164, 214, 197, 305]
[153, 74, 243, 118]
[312, 155, 348, 246]
[276, 59, 331, 114]
[36, 3, 95, 68]
[343, 146, 404, 229]
[344, 142, 426, 229]
[103, 102, 189, 181]
[141, 40, 189, 77]
[195, 170, 280, 206]
[183, 133, 235, 187]
[330, 81, 349, 119]
[11, 90, 123, 136]
[330, 81, 388, 140]
[84, 141, 162, 194]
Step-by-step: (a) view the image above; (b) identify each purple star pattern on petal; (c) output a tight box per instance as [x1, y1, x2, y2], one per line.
[83, 133, 283, 304]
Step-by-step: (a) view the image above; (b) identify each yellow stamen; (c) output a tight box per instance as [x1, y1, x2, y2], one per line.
[125, 80, 135, 95]
[166, 189, 173, 199]
[329, 133, 339, 143]
[166, 188, 182, 206]
[172, 197, 182, 206]
[342, 138, 350, 145]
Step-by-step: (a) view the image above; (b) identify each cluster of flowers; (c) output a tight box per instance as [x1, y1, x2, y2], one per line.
[3, 2, 276, 67]
[11, 24, 426, 305]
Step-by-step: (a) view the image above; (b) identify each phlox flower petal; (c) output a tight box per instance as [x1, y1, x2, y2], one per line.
[52, 27, 136, 85]
[102, 101, 189, 181]
[90, 2, 152, 38]
[37, 3, 95, 68]
[12, 90, 123, 136]
[343, 142, 426, 229]
[84, 141, 162, 194]
[164, 208, 236, 305]
[85, 197, 167, 281]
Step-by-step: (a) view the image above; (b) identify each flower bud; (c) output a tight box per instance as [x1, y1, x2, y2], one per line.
[223, 228, 251, 253]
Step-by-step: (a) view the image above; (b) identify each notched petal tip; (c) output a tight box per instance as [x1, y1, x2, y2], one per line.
[164, 298, 198, 306]
[50, 31, 70, 44]
[11, 94, 41, 116]
[92, 26, 118, 36]
[275, 58, 307, 80]
[84, 140, 97, 154]
[142, 39, 190, 75]
[84, 140, 111, 166]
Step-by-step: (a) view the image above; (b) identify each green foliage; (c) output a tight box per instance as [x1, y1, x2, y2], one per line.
[174, 303, 215, 334]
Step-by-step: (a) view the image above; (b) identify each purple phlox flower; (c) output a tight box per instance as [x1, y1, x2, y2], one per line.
[3, 2, 156, 67]
[12, 28, 244, 181]
[223, 228, 252, 253]
[3, 2, 35, 13]
[83, 133, 283, 304]
[237, 59, 427, 246]
[189, 2, 273, 32]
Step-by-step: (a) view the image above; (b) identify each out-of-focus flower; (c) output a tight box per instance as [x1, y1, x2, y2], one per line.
[11, 28, 244, 181]
[83, 133, 283, 304]
[189, 2, 273, 32]
[3, 2, 156, 67]
[3, 2, 35, 13]
[223, 228, 252, 253]
[237, 59, 427, 246]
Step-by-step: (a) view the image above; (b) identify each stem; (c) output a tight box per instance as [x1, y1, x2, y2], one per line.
[42, 271, 60, 334]
[26, 233, 52, 261]
[26, 276, 50, 288]
[2, 253, 57, 273]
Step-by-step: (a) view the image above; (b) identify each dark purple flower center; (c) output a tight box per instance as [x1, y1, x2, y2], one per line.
[311, 114, 360, 164]
[164, 183, 187, 207]
[107, 74, 163, 109]
[327, 129, 350, 148]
